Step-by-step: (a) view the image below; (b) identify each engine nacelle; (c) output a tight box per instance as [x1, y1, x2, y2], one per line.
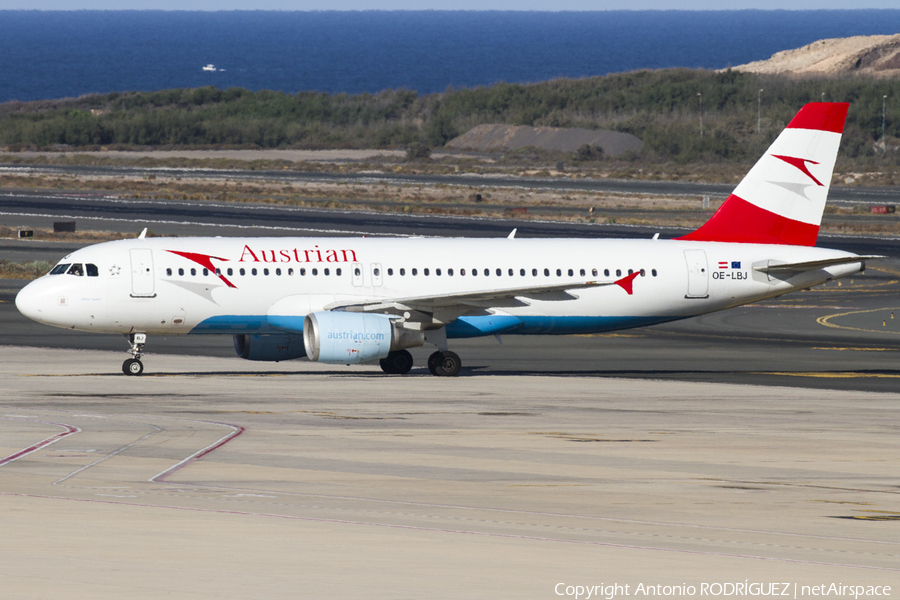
[303, 311, 425, 364]
[234, 334, 307, 362]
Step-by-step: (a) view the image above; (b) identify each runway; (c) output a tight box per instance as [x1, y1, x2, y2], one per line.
[2, 188, 900, 597]
[3, 161, 899, 206]
[1, 347, 899, 598]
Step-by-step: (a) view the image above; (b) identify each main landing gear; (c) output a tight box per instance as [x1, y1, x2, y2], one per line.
[122, 332, 147, 376]
[378, 349, 462, 376]
[378, 328, 463, 377]
[427, 350, 462, 377]
[379, 349, 414, 375]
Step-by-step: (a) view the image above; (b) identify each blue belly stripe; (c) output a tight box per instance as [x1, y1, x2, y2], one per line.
[191, 314, 680, 336]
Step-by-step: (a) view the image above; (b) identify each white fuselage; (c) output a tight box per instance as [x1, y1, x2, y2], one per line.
[15, 236, 862, 339]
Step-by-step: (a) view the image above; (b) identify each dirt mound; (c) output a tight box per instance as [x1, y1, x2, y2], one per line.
[730, 34, 900, 77]
[445, 124, 642, 157]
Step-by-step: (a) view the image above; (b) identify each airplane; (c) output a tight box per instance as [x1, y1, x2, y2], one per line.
[15, 102, 881, 377]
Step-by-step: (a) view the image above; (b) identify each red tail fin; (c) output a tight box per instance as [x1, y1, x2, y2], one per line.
[677, 103, 848, 246]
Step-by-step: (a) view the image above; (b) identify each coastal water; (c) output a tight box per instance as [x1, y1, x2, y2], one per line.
[1, 10, 900, 103]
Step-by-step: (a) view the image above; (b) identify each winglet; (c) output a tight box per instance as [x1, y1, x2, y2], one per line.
[615, 271, 640, 295]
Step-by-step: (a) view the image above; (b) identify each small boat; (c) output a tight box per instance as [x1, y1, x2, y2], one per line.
[202, 64, 217, 72]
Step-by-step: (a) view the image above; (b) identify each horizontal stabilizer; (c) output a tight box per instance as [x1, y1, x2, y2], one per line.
[754, 255, 884, 274]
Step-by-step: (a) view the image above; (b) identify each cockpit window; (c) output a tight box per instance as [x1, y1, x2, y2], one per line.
[86, 263, 99, 277]
[66, 264, 84, 276]
[50, 263, 71, 275]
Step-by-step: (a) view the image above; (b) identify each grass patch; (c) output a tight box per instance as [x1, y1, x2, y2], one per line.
[0, 259, 53, 279]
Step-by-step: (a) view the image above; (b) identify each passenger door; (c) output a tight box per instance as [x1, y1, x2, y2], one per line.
[683, 249, 709, 299]
[130, 248, 156, 298]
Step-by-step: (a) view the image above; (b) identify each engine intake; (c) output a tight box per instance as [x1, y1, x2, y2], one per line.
[303, 311, 424, 364]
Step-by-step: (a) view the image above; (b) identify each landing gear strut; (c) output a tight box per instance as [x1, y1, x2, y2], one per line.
[423, 328, 461, 377]
[122, 332, 146, 376]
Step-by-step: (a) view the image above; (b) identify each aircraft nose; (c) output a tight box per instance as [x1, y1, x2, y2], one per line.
[15, 280, 40, 321]
[15, 278, 55, 324]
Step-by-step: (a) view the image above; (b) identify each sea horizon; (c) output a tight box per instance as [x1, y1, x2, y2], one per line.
[1, 9, 899, 103]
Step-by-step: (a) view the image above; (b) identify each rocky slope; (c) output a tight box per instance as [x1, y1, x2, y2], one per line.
[731, 34, 900, 77]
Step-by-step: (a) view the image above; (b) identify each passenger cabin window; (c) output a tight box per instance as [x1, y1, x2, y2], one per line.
[166, 268, 173, 276]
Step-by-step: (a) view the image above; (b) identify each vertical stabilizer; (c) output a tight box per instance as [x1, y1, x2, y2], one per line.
[677, 102, 848, 246]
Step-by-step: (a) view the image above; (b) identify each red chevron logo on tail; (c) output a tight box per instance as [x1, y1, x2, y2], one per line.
[772, 155, 823, 186]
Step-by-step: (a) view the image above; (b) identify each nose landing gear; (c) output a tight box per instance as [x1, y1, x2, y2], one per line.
[122, 332, 147, 376]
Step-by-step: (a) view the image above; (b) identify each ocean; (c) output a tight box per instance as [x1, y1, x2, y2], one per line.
[1, 10, 900, 103]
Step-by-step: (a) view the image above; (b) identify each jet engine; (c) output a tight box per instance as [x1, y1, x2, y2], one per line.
[233, 334, 307, 362]
[303, 311, 425, 364]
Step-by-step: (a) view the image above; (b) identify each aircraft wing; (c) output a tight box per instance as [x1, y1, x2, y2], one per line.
[326, 272, 640, 314]
[754, 255, 884, 274]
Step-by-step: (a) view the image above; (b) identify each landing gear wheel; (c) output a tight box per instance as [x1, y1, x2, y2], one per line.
[428, 350, 462, 377]
[427, 351, 442, 375]
[380, 350, 413, 375]
[123, 358, 144, 376]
